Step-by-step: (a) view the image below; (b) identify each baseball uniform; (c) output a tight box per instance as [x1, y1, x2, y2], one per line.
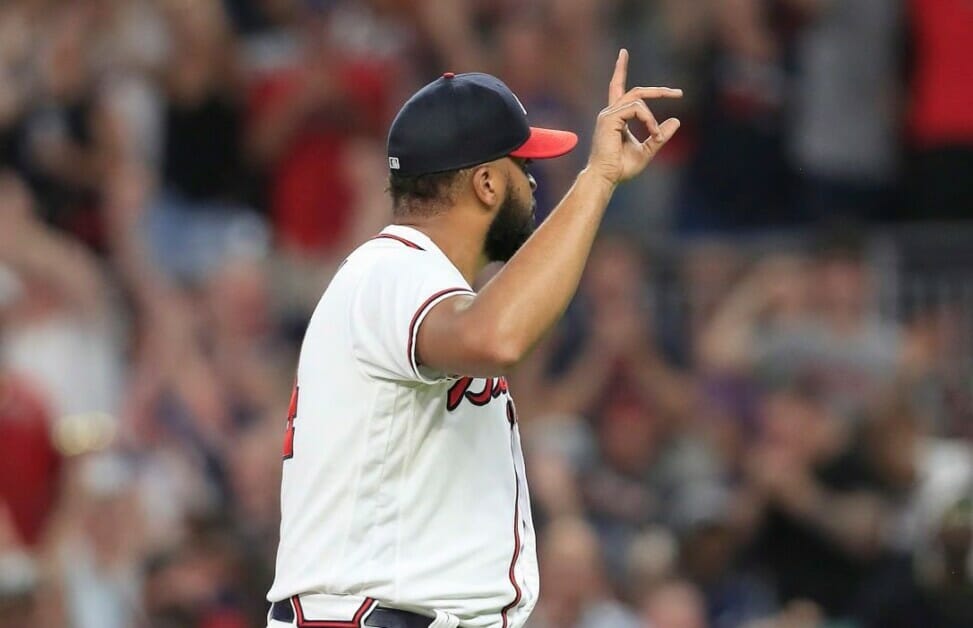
[267, 224, 538, 628]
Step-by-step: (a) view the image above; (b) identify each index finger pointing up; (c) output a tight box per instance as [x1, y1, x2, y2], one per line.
[608, 48, 628, 105]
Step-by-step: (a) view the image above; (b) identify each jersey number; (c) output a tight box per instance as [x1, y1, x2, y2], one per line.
[282, 385, 298, 460]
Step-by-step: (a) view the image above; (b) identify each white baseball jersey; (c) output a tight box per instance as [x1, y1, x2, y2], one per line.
[268, 225, 538, 628]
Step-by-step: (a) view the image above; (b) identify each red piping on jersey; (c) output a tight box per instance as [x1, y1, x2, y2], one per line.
[371, 234, 425, 250]
[499, 473, 523, 628]
[406, 287, 473, 377]
[291, 595, 375, 627]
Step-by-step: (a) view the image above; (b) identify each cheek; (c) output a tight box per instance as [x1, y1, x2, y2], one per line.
[523, 176, 536, 201]
[516, 182, 535, 218]
[509, 171, 531, 200]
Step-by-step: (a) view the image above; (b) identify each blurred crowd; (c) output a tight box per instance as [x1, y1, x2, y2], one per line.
[0, 1, 971, 627]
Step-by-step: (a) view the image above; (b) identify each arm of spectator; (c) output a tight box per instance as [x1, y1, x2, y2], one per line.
[696, 275, 766, 372]
[103, 164, 232, 443]
[749, 447, 885, 559]
[0, 51, 28, 130]
[0, 172, 107, 319]
[716, 0, 778, 60]
[31, 132, 107, 190]
[101, 164, 173, 314]
[248, 90, 314, 164]
[529, 449, 585, 519]
[697, 257, 806, 373]
[544, 335, 618, 417]
[413, 0, 488, 72]
[632, 354, 696, 427]
[781, 480, 886, 560]
[810, 491, 886, 559]
[247, 66, 347, 165]
[30, 95, 120, 191]
[511, 308, 632, 421]
[340, 138, 402, 259]
[0, 502, 24, 552]
[506, 339, 550, 422]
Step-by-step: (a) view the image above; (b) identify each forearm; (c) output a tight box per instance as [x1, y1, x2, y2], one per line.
[2, 228, 106, 317]
[784, 486, 884, 558]
[718, 0, 776, 59]
[547, 343, 616, 415]
[472, 168, 615, 362]
[105, 205, 176, 317]
[697, 282, 764, 370]
[635, 357, 695, 423]
[250, 101, 307, 163]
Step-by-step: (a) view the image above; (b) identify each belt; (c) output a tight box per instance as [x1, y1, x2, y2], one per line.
[270, 599, 435, 628]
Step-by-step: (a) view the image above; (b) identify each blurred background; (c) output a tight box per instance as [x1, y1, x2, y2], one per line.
[0, 0, 971, 627]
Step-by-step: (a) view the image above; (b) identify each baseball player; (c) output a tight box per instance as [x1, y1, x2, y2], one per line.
[267, 49, 681, 628]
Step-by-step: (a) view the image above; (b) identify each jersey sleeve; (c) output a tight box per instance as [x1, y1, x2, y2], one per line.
[349, 251, 475, 384]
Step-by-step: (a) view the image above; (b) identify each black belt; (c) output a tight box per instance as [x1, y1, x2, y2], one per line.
[270, 599, 434, 628]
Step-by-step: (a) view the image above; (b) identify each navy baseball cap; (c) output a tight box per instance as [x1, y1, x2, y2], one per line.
[387, 72, 578, 176]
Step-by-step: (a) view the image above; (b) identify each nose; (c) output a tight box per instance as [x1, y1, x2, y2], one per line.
[527, 173, 537, 192]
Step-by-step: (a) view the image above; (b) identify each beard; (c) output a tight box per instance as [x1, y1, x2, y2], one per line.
[484, 190, 535, 263]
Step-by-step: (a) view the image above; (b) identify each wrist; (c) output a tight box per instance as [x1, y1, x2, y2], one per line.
[578, 166, 618, 196]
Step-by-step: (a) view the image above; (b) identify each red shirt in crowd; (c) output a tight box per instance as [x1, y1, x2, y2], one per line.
[0, 374, 60, 546]
[908, 0, 973, 147]
[248, 57, 391, 254]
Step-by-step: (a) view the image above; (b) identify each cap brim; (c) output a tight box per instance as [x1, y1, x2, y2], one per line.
[509, 127, 578, 159]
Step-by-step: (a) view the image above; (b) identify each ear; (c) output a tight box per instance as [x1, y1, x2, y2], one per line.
[470, 162, 506, 210]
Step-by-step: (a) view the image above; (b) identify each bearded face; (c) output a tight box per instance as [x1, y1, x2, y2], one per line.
[484, 177, 535, 263]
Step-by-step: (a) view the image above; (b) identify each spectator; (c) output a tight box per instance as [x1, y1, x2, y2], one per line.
[606, 0, 704, 236]
[146, 0, 266, 283]
[900, 307, 973, 439]
[904, 0, 973, 220]
[699, 230, 902, 421]
[528, 517, 639, 628]
[675, 0, 794, 233]
[788, 0, 904, 221]
[245, 0, 403, 260]
[520, 414, 591, 529]
[224, 417, 284, 616]
[0, 544, 52, 626]
[160, 0, 245, 206]
[639, 579, 708, 628]
[492, 10, 585, 221]
[11, 4, 109, 241]
[47, 454, 146, 628]
[0, 2, 35, 170]
[917, 499, 973, 627]
[143, 515, 251, 628]
[680, 514, 777, 628]
[516, 237, 693, 424]
[0, 171, 123, 420]
[744, 383, 878, 616]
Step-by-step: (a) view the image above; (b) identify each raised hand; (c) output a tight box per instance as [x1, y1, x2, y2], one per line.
[586, 49, 682, 186]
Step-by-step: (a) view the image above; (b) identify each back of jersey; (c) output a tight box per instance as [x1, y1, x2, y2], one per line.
[268, 226, 538, 628]
[268, 243, 367, 599]
[268, 226, 479, 600]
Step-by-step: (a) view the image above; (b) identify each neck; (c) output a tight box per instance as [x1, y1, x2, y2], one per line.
[395, 215, 487, 286]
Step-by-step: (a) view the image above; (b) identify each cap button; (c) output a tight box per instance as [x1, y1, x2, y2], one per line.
[442, 72, 455, 79]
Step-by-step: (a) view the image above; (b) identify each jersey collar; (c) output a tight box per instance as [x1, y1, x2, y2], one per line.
[378, 225, 473, 289]
[379, 225, 440, 255]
